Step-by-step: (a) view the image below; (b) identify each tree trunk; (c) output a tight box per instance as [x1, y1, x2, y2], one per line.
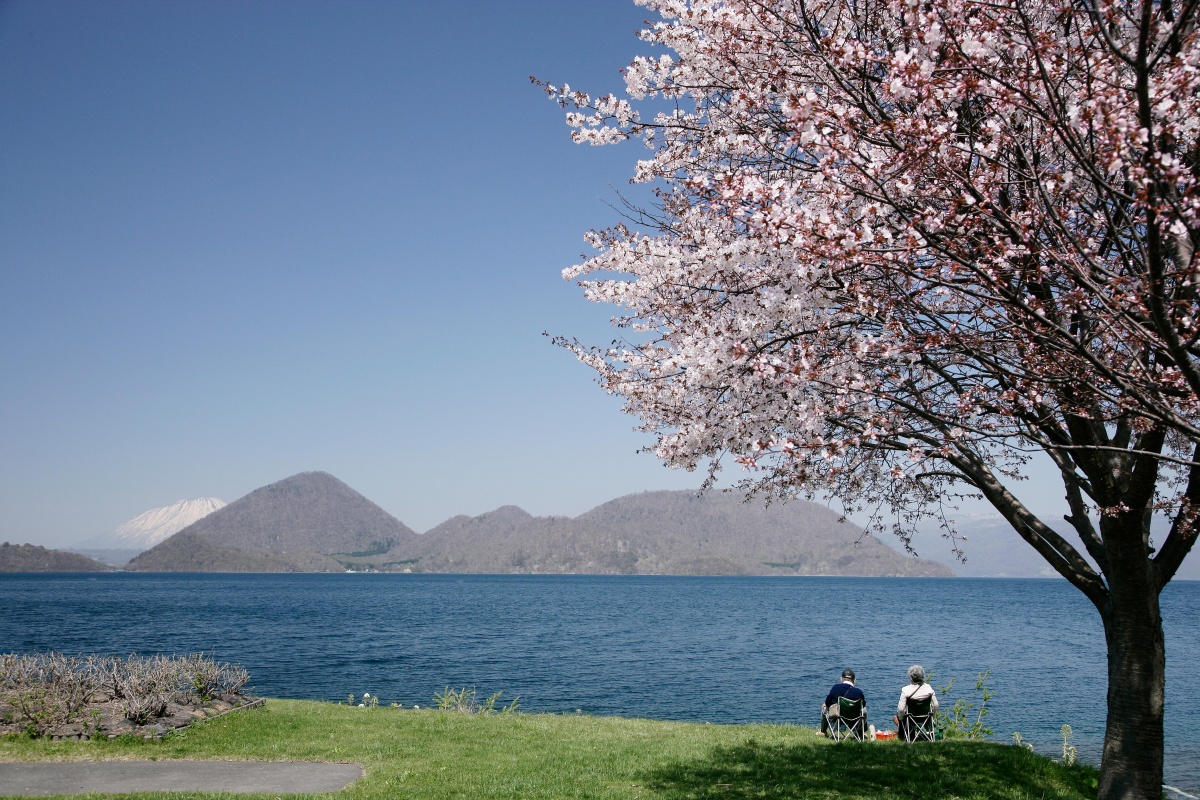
[1097, 524, 1165, 800]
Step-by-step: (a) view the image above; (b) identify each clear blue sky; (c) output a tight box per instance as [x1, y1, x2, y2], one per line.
[1, 0, 1071, 550]
[0, 0, 719, 545]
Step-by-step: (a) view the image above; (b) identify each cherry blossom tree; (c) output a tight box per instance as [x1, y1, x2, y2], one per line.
[543, 0, 1198, 797]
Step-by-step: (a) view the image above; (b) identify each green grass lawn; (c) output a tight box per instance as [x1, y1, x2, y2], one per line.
[0, 699, 1098, 799]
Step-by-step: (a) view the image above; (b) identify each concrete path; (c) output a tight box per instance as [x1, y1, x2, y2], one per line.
[0, 760, 363, 796]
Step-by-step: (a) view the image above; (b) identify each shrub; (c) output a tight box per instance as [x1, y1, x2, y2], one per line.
[433, 686, 519, 716]
[935, 669, 994, 740]
[0, 653, 94, 736]
[0, 651, 253, 738]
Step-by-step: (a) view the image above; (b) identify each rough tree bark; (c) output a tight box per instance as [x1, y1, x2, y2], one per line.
[1098, 549, 1165, 800]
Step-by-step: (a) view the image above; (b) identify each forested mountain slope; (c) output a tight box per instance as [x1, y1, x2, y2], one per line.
[387, 490, 951, 577]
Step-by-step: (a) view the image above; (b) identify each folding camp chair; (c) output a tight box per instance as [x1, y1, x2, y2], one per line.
[828, 696, 869, 741]
[901, 695, 937, 742]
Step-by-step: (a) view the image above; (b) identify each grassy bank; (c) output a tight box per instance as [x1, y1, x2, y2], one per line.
[0, 699, 1097, 799]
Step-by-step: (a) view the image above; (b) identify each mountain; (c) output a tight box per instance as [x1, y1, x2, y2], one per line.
[127, 472, 418, 572]
[126, 531, 323, 573]
[384, 490, 952, 577]
[882, 512, 1200, 579]
[77, 497, 226, 550]
[0, 542, 110, 572]
[884, 514, 1063, 578]
[121, 478, 948, 576]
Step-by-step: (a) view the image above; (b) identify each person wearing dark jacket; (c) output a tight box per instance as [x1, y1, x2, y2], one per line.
[819, 667, 866, 735]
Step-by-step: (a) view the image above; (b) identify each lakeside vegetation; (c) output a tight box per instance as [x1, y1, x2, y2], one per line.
[0, 698, 1098, 799]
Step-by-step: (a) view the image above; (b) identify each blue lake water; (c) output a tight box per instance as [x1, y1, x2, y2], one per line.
[1, 573, 1197, 792]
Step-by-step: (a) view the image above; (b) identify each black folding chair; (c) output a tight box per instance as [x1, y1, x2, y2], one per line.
[901, 694, 937, 742]
[829, 696, 868, 741]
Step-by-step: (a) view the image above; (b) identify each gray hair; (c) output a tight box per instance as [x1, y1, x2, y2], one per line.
[908, 665, 926, 685]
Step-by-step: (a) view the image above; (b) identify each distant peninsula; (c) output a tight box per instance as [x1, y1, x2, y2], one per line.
[117, 472, 950, 577]
[0, 542, 111, 572]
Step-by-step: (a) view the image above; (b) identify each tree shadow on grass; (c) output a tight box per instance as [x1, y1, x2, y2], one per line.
[639, 739, 1098, 800]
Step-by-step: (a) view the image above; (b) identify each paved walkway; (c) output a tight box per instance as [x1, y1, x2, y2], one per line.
[0, 760, 363, 796]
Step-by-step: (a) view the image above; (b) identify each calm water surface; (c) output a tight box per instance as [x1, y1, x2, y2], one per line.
[2, 574, 1196, 792]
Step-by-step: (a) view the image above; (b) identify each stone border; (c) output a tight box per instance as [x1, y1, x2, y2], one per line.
[102, 696, 266, 741]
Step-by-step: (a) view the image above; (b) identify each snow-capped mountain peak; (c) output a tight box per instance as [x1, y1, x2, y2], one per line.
[80, 498, 226, 551]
